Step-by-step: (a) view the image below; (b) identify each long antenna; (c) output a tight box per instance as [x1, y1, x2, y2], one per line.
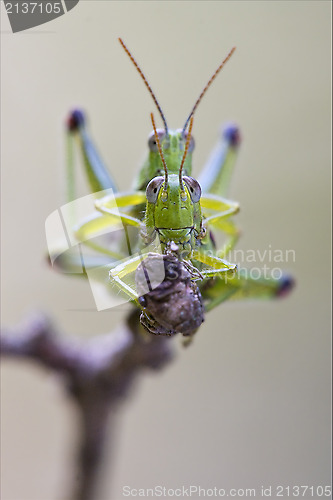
[182, 47, 236, 134]
[119, 38, 168, 135]
[150, 113, 168, 190]
[179, 116, 194, 192]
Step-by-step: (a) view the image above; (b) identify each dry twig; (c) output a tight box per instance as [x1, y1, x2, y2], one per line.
[1, 310, 174, 500]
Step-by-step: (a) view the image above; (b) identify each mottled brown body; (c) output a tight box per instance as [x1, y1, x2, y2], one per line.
[136, 253, 204, 337]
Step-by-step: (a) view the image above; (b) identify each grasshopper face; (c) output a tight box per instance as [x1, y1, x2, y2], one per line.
[145, 173, 202, 256]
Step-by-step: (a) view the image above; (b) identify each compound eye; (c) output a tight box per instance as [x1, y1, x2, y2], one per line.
[146, 176, 164, 203]
[183, 176, 201, 202]
[148, 129, 166, 152]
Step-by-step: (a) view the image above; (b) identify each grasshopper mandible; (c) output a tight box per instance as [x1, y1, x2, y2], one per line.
[49, 38, 293, 338]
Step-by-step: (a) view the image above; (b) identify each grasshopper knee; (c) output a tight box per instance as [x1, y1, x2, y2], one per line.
[67, 109, 86, 131]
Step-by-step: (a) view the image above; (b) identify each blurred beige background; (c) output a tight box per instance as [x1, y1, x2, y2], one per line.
[1, 2, 331, 499]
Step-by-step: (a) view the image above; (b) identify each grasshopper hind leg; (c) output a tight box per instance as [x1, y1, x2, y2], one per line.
[201, 270, 295, 313]
[67, 109, 118, 198]
[198, 123, 241, 197]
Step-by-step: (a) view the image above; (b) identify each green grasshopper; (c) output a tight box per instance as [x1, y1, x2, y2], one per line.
[49, 38, 293, 338]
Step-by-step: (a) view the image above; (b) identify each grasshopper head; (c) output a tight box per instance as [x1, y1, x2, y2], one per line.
[146, 113, 201, 247]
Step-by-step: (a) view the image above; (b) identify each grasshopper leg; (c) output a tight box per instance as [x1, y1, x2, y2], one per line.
[108, 251, 166, 305]
[211, 218, 240, 257]
[198, 123, 240, 197]
[200, 194, 240, 225]
[197, 124, 241, 258]
[51, 249, 117, 276]
[191, 249, 237, 277]
[200, 194, 240, 258]
[72, 191, 147, 257]
[67, 110, 118, 198]
[201, 269, 295, 312]
[95, 191, 146, 226]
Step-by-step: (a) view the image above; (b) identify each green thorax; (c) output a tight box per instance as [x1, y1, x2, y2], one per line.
[133, 130, 193, 190]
